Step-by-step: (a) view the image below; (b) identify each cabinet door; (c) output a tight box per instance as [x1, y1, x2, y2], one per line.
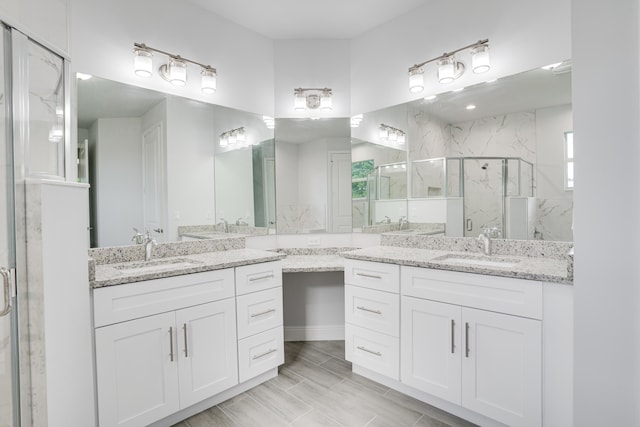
[95, 312, 179, 427]
[176, 299, 239, 408]
[462, 308, 542, 427]
[400, 296, 461, 404]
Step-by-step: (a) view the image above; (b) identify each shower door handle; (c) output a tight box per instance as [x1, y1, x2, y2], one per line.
[0, 268, 13, 317]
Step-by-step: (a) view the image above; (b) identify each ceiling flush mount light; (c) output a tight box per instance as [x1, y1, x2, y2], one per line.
[408, 39, 490, 92]
[379, 124, 406, 145]
[133, 42, 217, 94]
[293, 87, 333, 112]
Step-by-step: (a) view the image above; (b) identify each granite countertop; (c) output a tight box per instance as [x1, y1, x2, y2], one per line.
[92, 248, 285, 288]
[281, 254, 344, 273]
[341, 246, 572, 284]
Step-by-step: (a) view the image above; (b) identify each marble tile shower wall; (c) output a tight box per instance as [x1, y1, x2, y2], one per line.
[276, 204, 326, 234]
[408, 106, 572, 241]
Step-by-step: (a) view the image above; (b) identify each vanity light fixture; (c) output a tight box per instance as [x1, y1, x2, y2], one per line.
[408, 39, 490, 92]
[293, 88, 333, 112]
[133, 42, 218, 94]
[219, 127, 250, 148]
[379, 124, 406, 145]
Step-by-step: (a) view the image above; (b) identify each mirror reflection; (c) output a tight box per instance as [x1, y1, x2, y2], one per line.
[353, 61, 572, 241]
[275, 118, 351, 233]
[77, 75, 275, 247]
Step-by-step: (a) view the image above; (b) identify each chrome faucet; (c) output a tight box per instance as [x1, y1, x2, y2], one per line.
[477, 225, 501, 256]
[143, 231, 157, 261]
[399, 216, 408, 230]
[217, 218, 229, 233]
[384, 215, 391, 224]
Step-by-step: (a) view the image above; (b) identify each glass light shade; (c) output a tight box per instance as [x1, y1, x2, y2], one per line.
[471, 45, 490, 73]
[236, 129, 246, 146]
[294, 92, 306, 111]
[219, 135, 228, 147]
[168, 58, 187, 86]
[389, 131, 398, 142]
[398, 133, 406, 144]
[228, 133, 237, 145]
[438, 57, 455, 84]
[134, 48, 153, 77]
[379, 126, 389, 139]
[201, 68, 217, 94]
[320, 92, 332, 111]
[409, 68, 424, 93]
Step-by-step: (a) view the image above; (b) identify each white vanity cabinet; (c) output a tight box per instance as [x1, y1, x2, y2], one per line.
[401, 266, 542, 427]
[344, 259, 400, 379]
[93, 269, 239, 427]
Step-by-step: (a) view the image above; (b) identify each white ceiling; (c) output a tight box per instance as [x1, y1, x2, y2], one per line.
[186, 0, 429, 39]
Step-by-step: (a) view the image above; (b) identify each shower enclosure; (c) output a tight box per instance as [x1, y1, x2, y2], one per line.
[411, 157, 534, 238]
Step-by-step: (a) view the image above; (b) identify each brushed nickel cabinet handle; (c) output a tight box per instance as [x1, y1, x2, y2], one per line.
[251, 308, 276, 318]
[357, 346, 382, 357]
[451, 319, 455, 354]
[0, 268, 12, 317]
[355, 272, 382, 279]
[465, 322, 470, 358]
[169, 327, 174, 362]
[252, 348, 277, 360]
[183, 323, 189, 358]
[356, 306, 382, 315]
[249, 273, 274, 282]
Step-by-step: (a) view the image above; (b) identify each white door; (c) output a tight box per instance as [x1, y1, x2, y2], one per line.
[1, 25, 19, 427]
[95, 312, 180, 427]
[176, 299, 238, 408]
[401, 297, 462, 404]
[329, 151, 352, 232]
[142, 123, 167, 242]
[461, 308, 542, 427]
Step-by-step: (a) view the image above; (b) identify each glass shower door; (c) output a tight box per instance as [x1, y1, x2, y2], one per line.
[0, 24, 18, 427]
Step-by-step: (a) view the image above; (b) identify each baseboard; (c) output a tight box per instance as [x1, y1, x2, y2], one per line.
[284, 325, 345, 341]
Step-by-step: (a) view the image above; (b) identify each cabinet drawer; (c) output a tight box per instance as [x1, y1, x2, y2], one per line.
[235, 261, 283, 296]
[345, 285, 399, 337]
[345, 324, 399, 380]
[93, 269, 235, 327]
[344, 259, 400, 293]
[237, 326, 284, 383]
[236, 287, 283, 339]
[401, 266, 543, 320]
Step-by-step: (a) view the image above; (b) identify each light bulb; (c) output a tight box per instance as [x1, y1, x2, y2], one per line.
[471, 45, 490, 73]
[409, 68, 424, 93]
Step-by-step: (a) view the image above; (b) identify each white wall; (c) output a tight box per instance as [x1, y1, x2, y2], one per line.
[166, 97, 216, 241]
[0, 0, 68, 55]
[69, 0, 274, 115]
[275, 39, 350, 118]
[92, 118, 143, 247]
[572, 1, 640, 426]
[350, 0, 571, 115]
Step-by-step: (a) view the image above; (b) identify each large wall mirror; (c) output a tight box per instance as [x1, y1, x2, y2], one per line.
[77, 75, 275, 247]
[352, 60, 573, 241]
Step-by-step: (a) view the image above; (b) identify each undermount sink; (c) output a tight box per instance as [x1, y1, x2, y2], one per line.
[113, 258, 202, 274]
[433, 254, 520, 269]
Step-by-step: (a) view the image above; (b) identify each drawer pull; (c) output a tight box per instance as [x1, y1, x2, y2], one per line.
[356, 272, 382, 279]
[357, 346, 382, 357]
[249, 273, 275, 282]
[250, 308, 276, 318]
[465, 322, 470, 358]
[169, 327, 174, 362]
[451, 319, 455, 354]
[183, 323, 189, 358]
[252, 348, 277, 360]
[356, 306, 382, 315]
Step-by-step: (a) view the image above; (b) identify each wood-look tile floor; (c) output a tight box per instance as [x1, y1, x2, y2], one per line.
[173, 341, 477, 427]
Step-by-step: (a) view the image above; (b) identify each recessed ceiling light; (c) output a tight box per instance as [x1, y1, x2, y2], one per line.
[452, 87, 465, 92]
[466, 104, 476, 110]
[424, 95, 437, 101]
[485, 78, 498, 83]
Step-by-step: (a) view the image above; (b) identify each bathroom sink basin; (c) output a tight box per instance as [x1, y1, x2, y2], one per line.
[114, 258, 202, 274]
[433, 254, 520, 269]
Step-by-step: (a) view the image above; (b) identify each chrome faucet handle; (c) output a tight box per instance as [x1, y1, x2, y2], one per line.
[131, 228, 144, 244]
